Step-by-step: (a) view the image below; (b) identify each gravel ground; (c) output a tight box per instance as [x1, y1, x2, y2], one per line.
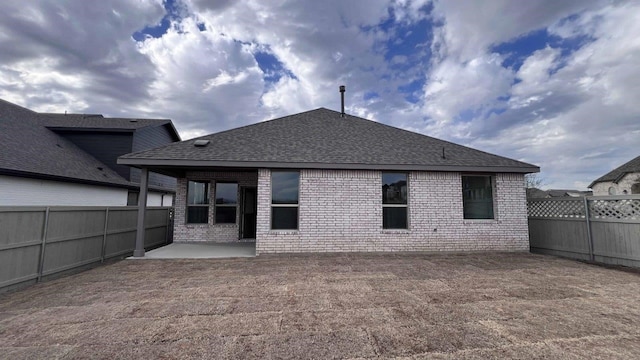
[1, 252, 639, 359]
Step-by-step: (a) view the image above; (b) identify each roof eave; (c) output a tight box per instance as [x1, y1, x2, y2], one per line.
[117, 158, 540, 174]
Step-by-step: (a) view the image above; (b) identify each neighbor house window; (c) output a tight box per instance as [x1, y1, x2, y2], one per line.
[215, 183, 238, 224]
[127, 191, 139, 206]
[382, 172, 408, 229]
[462, 175, 494, 219]
[187, 180, 209, 223]
[271, 171, 300, 230]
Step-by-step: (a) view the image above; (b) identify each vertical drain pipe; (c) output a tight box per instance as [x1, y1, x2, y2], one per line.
[339, 85, 346, 117]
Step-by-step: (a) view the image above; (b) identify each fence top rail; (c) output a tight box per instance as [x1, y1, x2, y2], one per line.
[0, 206, 49, 212]
[586, 194, 640, 200]
[528, 195, 640, 202]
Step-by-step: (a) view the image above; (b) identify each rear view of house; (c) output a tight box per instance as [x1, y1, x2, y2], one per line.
[119, 108, 539, 255]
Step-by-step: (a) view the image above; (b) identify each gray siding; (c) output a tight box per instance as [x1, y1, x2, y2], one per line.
[57, 131, 133, 180]
[131, 125, 177, 189]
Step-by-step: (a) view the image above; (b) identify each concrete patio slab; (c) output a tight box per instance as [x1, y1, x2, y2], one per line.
[129, 242, 256, 259]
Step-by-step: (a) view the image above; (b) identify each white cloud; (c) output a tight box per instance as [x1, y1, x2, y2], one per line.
[430, 0, 602, 60]
[420, 53, 514, 140]
[421, 0, 640, 189]
[1, 0, 639, 191]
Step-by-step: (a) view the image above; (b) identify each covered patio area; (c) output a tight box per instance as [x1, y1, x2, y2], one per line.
[129, 242, 256, 259]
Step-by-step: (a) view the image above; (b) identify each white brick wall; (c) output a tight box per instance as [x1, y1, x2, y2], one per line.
[173, 171, 258, 242]
[256, 169, 529, 254]
[173, 168, 529, 253]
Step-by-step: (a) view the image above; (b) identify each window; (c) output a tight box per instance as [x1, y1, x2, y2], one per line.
[127, 191, 139, 206]
[187, 181, 209, 223]
[271, 171, 299, 229]
[462, 175, 494, 219]
[215, 183, 238, 224]
[382, 172, 408, 229]
[608, 186, 616, 195]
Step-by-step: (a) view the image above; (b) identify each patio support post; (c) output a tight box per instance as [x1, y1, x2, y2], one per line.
[134, 167, 149, 257]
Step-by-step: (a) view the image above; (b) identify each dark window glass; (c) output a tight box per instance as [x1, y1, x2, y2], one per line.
[462, 176, 494, 219]
[272, 207, 298, 230]
[187, 207, 209, 224]
[271, 171, 300, 230]
[382, 172, 408, 229]
[216, 183, 238, 204]
[272, 172, 299, 204]
[383, 207, 407, 229]
[214, 183, 238, 224]
[187, 181, 209, 223]
[215, 207, 237, 224]
[382, 173, 407, 204]
[188, 181, 209, 205]
[127, 191, 139, 206]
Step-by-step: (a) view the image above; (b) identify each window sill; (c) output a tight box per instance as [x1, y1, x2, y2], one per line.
[184, 223, 209, 226]
[268, 230, 299, 235]
[463, 219, 499, 225]
[381, 229, 410, 235]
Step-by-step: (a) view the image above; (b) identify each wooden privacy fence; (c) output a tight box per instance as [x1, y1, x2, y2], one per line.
[0, 206, 172, 292]
[528, 195, 640, 268]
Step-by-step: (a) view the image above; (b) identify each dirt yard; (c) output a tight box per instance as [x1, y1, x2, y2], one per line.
[1, 252, 639, 359]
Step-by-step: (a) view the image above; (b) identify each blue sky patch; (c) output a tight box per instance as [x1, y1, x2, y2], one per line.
[397, 79, 424, 104]
[492, 27, 594, 72]
[132, 0, 179, 41]
[254, 50, 296, 83]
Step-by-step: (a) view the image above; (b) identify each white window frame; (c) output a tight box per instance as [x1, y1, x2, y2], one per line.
[382, 172, 409, 229]
[271, 171, 300, 230]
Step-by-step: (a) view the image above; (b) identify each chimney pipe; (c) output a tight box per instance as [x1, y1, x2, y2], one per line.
[339, 85, 345, 117]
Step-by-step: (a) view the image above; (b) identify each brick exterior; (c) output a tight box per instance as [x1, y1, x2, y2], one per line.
[256, 169, 529, 254]
[175, 169, 529, 254]
[173, 171, 258, 242]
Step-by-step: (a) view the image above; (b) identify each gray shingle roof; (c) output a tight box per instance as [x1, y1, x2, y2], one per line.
[120, 108, 539, 173]
[0, 99, 132, 187]
[589, 155, 640, 188]
[38, 113, 174, 131]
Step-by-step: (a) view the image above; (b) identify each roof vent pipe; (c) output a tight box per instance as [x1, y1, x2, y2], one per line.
[339, 85, 346, 117]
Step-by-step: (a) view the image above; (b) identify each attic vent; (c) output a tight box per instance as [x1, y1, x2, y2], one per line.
[194, 139, 210, 147]
[129, 119, 138, 123]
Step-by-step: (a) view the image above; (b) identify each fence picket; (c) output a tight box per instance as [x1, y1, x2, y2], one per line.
[0, 206, 172, 293]
[528, 195, 640, 268]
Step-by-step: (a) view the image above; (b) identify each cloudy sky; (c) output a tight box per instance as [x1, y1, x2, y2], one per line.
[1, 0, 638, 190]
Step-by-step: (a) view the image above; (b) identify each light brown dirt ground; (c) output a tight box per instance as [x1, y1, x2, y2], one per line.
[1, 252, 639, 359]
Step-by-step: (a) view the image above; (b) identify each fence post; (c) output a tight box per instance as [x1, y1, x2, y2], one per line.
[101, 208, 109, 263]
[584, 196, 595, 261]
[164, 208, 170, 246]
[37, 207, 50, 282]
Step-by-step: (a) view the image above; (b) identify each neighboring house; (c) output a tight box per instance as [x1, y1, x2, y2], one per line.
[120, 108, 539, 255]
[0, 99, 180, 206]
[589, 155, 640, 195]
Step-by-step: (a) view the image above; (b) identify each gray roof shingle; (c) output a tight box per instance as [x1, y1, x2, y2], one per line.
[38, 113, 175, 132]
[120, 108, 539, 173]
[589, 155, 640, 188]
[0, 99, 133, 187]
